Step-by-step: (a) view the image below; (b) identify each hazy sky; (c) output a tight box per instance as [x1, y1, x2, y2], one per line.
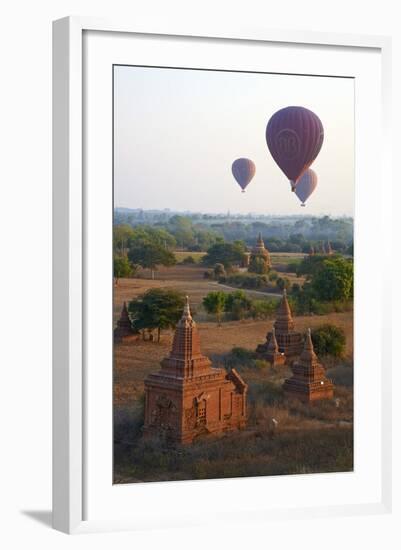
[114, 65, 354, 216]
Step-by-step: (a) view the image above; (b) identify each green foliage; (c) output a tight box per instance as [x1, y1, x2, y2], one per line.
[181, 255, 196, 264]
[225, 272, 269, 290]
[213, 263, 226, 278]
[202, 291, 227, 325]
[203, 241, 246, 269]
[128, 288, 185, 341]
[311, 324, 346, 357]
[113, 224, 135, 254]
[268, 271, 278, 282]
[113, 255, 132, 282]
[227, 347, 257, 369]
[128, 243, 176, 278]
[296, 254, 328, 278]
[224, 290, 252, 320]
[276, 276, 291, 291]
[248, 256, 270, 274]
[310, 257, 353, 301]
[250, 299, 277, 319]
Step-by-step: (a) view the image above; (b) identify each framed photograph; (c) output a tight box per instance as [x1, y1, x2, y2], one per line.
[53, 17, 392, 534]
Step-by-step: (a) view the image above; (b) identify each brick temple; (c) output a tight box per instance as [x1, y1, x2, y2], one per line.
[283, 328, 334, 402]
[143, 298, 248, 444]
[114, 301, 139, 344]
[249, 232, 271, 271]
[256, 289, 303, 359]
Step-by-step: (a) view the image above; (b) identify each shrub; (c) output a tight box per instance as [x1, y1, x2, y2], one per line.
[311, 324, 346, 357]
[181, 255, 196, 264]
[250, 299, 277, 319]
[213, 262, 226, 278]
[276, 277, 291, 291]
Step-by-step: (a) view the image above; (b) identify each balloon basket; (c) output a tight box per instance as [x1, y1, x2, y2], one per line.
[301, 203, 306, 207]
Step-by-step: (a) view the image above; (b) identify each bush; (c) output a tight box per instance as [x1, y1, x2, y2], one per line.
[181, 255, 196, 264]
[225, 272, 270, 290]
[311, 324, 346, 357]
[213, 262, 226, 278]
[276, 276, 291, 291]
[250, 299, 277, 319]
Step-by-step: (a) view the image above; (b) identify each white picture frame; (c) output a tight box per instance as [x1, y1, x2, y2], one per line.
[52, 16, 392, 534]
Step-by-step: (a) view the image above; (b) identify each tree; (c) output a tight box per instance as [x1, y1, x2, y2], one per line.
[203, 241, 246, 269]
[311, 257, 353, 301]
[311, 324, 346, 357]
[113, 255, 132, 285]
[248, 256, 269, 274]
[213, 263, 226, 279]
[128, 289, 186, 342]
[113, 224, 135, 255]
[128, 243, 176, 279]
[225, 290, 252, 320]
[168, 215, 195, 249]
[202, 291, 227, 326]
[276, 277, 291, 291]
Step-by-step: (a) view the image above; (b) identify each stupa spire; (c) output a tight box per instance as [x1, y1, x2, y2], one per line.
[274, 289, 295, 332]
[299, 328, 318, 364]
[283, 328, 334, 401]
[267, 327, 279, 353]
[161, 297, 212, 378]
[178, 295, 193, 325]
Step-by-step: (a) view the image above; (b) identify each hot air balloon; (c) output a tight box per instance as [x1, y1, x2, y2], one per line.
[231, 158, 256, 193]
[266, 106, 324, 190]
[294, 169, 318, 206]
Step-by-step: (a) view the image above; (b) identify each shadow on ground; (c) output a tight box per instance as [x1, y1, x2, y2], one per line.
[21, 510, 52, 528]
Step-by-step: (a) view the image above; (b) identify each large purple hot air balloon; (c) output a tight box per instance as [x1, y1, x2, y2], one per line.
[294, 168, 318, 206]
[231, 158, 256, 193]
[266, 106, 324, 190]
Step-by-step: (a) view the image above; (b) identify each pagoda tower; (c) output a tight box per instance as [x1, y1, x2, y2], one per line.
[248, 232, 271, 272]
[143, 298, 247, 444]
[256, 289, 303, 359]
[283, 329, 334, 402]
[264, 327, 286, 366]
[114, 302, 139, 343]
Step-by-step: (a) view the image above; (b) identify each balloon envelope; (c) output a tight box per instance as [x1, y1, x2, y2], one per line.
[265, 106, 324, 188]
[294, 169, 318, 206]
[231, 158, 256, 192]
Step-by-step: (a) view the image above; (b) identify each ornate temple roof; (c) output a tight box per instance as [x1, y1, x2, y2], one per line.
[160, 297, 213, 378]
[274, 289, 295, 332]
[251, 232, 270, 257]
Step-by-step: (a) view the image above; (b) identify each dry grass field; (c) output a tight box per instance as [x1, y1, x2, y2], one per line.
[113, 262, 353, 483]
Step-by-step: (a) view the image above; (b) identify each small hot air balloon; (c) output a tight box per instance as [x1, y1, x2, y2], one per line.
[231, 158, 256, 193]
[294, 169, 318, 206]
[266, 106, 324, 190]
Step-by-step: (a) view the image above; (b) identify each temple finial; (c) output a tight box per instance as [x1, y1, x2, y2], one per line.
[300, 328, 317, 362]
[182, 295, 192, 320]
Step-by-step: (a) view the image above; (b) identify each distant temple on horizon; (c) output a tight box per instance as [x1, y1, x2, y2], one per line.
[256, 289, 303, 360]
[114, 302, 140, 344]
[283, 328, 334, 402]
[143, 298, 248, 444]
[248, 232, 271, 273]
